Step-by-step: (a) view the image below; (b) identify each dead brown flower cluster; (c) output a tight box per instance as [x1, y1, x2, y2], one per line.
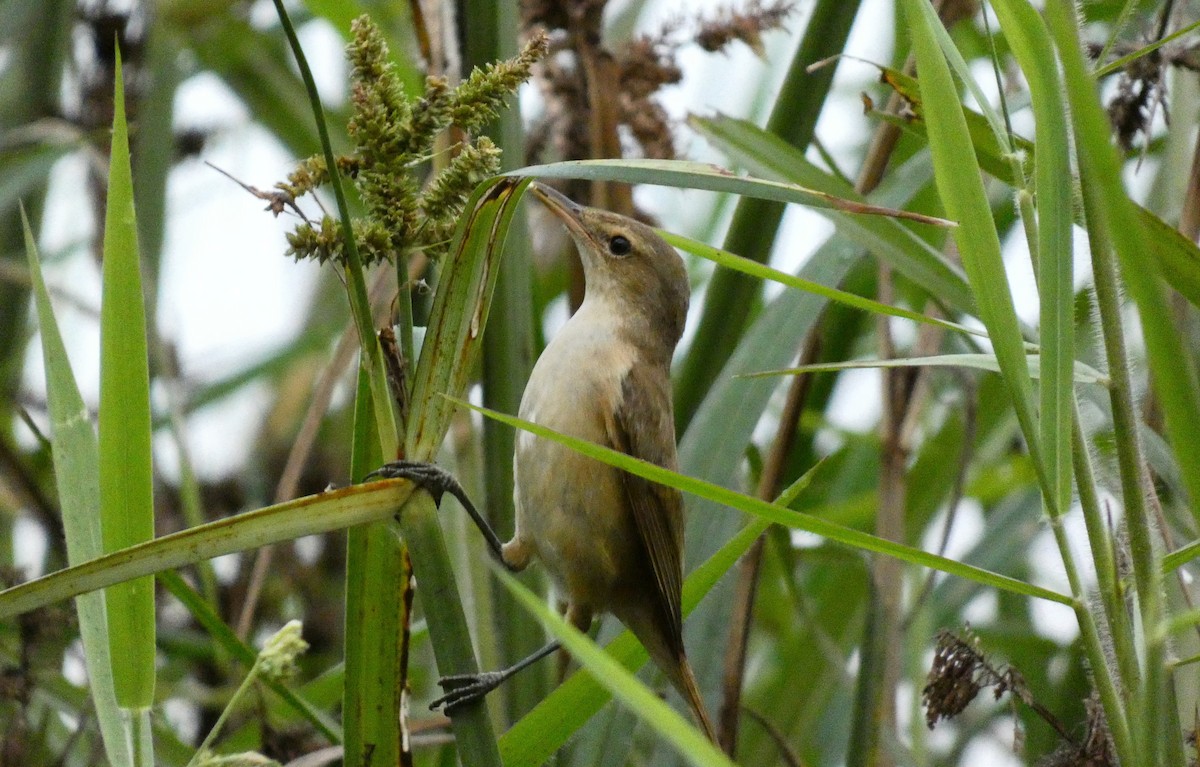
[695, 0, 796, 56]
[523, 0, 797, 166]
[1106, 50, 1165, 152]
[923, 629, 1116, 767]
[923, 628, 1029, 729]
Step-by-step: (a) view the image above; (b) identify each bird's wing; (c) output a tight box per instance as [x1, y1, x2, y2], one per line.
[605, 363, 685, 655]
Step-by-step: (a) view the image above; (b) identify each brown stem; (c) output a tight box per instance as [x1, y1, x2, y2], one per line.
[742, 706, 809, 767]
[872, 266, 911, 767]
[904, 372, 977, 627]
[714, 15, 938, 753]
[717, 330, 820, 754]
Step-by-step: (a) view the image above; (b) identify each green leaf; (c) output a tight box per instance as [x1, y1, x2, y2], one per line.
[500, 469, 820, 765]
[990, 0, 1076, 517]
[407, 175, 531, 458]
[740, 353, 1108, 385]
[0, 482, 415, 620]
[98, 49, 156, 711]
[900, 0, 1046, 498]
[452, 398, 1072, 606]
[687, 114, 975, 312]
[663, 229, 980, 339]
[1048, 8, 1200, 520]
[401, 175, 531, 765]
[343, 366, 403, 767]
[494, 568, 735, 767]
[1092, 17, 1200, 78]
[24, 208, 131, 767]
[509, 159, 955, 227]
[1164, 539, 1200, 573]
[874, 66, 1200, 313]
[671, 0, 863, 430]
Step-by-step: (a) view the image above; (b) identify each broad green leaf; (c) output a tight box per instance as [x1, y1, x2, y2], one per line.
[922, 1, 1012, 156]
[0, 482, 415, 620]
[495, 568, 735, 767]
[662, 229, 980, 339]
[98, 49, 156, 711]
[990, 0, 1076, 518]
[343, 365, 402, 767]
[740, 353, 1108, 385]
[509, 159, 955, 227]
[407, 176, 531, 458]
[453, 398, 1071, 606]
[900, 0, 1046, 498]
[688, 114, 975, 312]
[501, 470, 818, 765]
[24, 209, 131, 767]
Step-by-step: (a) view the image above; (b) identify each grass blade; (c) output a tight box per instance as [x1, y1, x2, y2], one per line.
[899, 0, 1046, 495]
[98, 49, 156, 713]
[509, 160, 954, 226]
[991, 0, 1075, 525]
[407, 176, 530, 458]
[1047, 6, 1200, 520]
[874, 66, 1200, 312]
[663, 230, 980, 339]
[0, 482, 415, 620]
[688, 114, 975, 312]
[23, 209, 131, 767]
[740, 353, 1108, 385]
[453, 398, 1071, 606]
[343, 365, 402, 766]
[495, 566, 735, 767]
[501, 519, 769, 765]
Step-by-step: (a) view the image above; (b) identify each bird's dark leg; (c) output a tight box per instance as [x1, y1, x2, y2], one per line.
[367, 460, 514, 570]
[430, 641, 562, 713]
[369, 460, 544, 713]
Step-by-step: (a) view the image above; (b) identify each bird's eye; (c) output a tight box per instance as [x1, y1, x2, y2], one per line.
[608, 235, 632, 256]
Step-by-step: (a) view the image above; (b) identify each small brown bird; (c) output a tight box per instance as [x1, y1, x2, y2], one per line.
[375, 182, 714, 740]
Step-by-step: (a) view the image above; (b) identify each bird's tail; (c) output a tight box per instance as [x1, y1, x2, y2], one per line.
[673, 653, 717, 744]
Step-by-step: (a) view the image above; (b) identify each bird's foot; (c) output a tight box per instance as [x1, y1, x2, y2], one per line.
[366, 460, 467, 508]
[429, 671, 508, 713]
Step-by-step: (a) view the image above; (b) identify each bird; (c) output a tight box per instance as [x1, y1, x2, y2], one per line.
[373, 181, 715, 741]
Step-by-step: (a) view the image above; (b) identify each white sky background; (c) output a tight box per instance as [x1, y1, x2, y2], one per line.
[20, 4, 1143, 757]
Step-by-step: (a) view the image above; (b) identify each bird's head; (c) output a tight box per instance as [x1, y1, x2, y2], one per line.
[531, 182, 689, 350]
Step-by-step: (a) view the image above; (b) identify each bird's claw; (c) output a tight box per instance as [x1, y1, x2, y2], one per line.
[367, 460, 466, 507]
[429, 671, 507, 713]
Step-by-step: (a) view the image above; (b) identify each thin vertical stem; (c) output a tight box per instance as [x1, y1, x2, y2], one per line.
[1083, 164, 1166, 763]
[1071, 398, 1139, 700]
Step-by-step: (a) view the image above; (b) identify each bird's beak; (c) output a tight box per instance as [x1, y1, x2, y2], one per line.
[530, 182, 591, 244]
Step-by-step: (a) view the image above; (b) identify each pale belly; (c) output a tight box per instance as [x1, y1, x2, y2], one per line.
[512, 319, 641, 611]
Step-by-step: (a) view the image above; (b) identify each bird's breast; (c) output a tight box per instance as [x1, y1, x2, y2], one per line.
[513, 310, 642, 608]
